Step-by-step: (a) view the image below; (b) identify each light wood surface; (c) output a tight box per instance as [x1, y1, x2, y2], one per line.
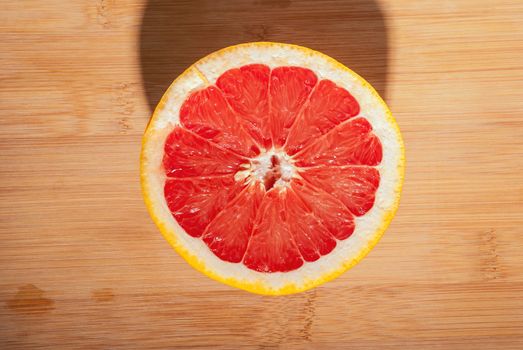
[1, 0, 523, 348]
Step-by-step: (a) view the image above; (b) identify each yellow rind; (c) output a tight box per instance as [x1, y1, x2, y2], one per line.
[140, 42, 405, 295]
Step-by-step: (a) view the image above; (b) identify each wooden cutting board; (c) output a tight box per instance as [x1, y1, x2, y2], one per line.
[1, 0, 522, 348]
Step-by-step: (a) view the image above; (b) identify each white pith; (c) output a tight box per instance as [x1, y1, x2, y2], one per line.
[236, 149, 295, 189]
[141, 43, 404, 293]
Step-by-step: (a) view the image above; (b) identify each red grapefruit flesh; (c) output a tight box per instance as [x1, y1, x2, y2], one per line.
[291, 179, 355, 240]
[163, 127, 246, 177]
[242, 189, 304, 272]
[202, 184, 265, 263]
[300, 166, 380, 216]
[162, 63, 383, 272]
[293, 117, 383, 167]
[285, 79, 360, 156]
[285, 185, 337, 262]
[164, 175, 245, 238]
[217, 64, 272, 150]
[269, 66, 318, 147]
[180, 86, 260, 157]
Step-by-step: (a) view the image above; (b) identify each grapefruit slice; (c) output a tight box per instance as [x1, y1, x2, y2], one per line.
[141, 42, 404, 295]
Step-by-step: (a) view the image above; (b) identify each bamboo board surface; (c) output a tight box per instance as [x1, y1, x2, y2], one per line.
[1, 0, 523, 348]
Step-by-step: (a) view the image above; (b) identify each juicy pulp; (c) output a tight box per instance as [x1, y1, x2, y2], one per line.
[162, 64, 382, 273]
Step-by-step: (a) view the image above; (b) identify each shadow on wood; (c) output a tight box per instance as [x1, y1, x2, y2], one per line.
[139, 0, 388, 112]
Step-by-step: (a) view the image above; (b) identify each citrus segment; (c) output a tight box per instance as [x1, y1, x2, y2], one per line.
[285, 79, 360, 156]
[300, 166, 380, 216]
[164, 175, 245, 238]
[163, 127, 245, 177]
[180, 86, 260, 157]
[291, 179, 355, 240]
[294, 117, 383, 168]
[243, 189, 304, 273]
[202, 184, 264, 263]
[269, 66, 318, 147]
[285, 186, 337, 261]
[216, 64, 272, 150]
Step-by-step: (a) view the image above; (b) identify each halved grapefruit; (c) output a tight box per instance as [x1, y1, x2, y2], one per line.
[141, 42, 404, 295]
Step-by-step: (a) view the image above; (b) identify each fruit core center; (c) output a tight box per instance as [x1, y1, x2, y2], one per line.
[236, 151, 296, 190]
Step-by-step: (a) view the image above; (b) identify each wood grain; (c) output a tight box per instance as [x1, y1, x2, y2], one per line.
[1, 0, 523, 348]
